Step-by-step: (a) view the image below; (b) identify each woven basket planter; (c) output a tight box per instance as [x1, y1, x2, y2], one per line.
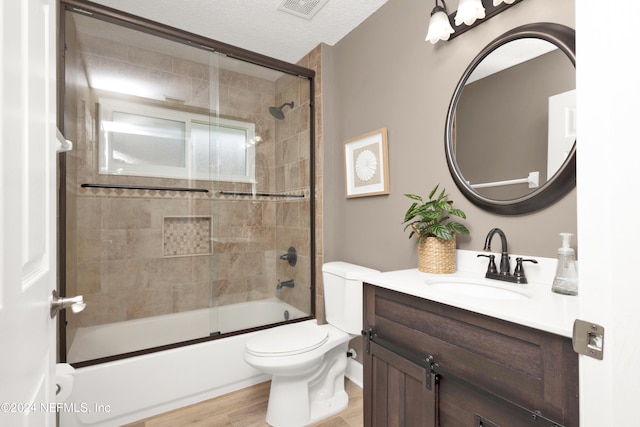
[418, 235, 456, 274]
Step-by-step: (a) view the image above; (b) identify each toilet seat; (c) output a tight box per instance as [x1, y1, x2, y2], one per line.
[246, 322, 329, 357]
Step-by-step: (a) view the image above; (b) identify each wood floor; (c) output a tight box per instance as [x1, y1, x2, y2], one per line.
[122, 378, 363, 427]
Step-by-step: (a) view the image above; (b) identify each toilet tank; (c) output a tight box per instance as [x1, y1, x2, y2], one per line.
[322, 262, 379, 335]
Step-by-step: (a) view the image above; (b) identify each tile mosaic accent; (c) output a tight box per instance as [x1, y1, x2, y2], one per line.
[163, 216, 212, 257]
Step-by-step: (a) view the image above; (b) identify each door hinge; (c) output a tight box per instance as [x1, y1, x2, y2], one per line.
[572, 319, 604, 360]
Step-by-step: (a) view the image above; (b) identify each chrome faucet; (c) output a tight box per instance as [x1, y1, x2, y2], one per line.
[477, 228, 537, 284]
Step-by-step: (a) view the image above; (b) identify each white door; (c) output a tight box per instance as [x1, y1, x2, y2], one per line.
[0, 0, 58, 426]
[577, 1, 640, 425]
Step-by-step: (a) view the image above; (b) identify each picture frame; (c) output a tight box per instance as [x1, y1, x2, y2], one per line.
[344, 128, 390, 198]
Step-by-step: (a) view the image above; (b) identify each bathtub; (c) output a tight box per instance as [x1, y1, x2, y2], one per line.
[67, 298, 306, 363]
[60, 298, 310, 427]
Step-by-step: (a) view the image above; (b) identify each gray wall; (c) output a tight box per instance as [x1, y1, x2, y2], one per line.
[323, 0, 576, 271]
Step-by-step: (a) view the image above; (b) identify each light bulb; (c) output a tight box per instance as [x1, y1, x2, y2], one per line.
[455, 0, 485, 26]
[426, 7, 454, 44]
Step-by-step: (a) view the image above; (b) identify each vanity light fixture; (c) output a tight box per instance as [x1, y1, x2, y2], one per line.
[455, 0, 485, 26]
[426, 0, 524, 44]
[426, 0, 455, 44]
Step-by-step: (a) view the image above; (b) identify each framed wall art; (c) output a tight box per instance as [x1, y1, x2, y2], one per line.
[344, 128, 390, 198]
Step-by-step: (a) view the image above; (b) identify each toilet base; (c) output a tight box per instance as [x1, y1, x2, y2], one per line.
[264, 343, 349, 427]
[308, 389, 349, 424]
[266, 383, 348, 427]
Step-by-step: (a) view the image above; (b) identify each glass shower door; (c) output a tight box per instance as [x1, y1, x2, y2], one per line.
[63, 10, 220, 364]
[61, 4, 314, 366]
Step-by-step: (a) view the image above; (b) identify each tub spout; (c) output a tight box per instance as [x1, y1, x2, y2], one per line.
[277, 279, 295, 290]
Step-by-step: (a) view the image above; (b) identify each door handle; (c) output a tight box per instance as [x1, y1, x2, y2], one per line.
[50, 290, 86, 318]
[56, 129, 73, 153]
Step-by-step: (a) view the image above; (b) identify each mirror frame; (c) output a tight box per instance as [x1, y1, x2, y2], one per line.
[445, 22, 576, 215]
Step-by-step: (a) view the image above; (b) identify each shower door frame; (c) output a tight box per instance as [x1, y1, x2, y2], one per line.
[57, 0, 317, 366]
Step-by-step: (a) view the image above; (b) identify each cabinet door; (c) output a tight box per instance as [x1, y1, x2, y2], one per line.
[364, 340, 437, 427]
[439, 374, 561, 427]
[364, 284, 578, 427]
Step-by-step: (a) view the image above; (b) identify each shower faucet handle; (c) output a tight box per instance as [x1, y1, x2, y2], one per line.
[279, 246, 297, 266]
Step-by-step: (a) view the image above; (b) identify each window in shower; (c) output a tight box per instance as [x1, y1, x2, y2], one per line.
[99, 97, 256, 182]
[61, 2, 316, 367]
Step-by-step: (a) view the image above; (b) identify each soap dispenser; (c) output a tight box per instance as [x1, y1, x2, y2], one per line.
[552, 233, 578, 295]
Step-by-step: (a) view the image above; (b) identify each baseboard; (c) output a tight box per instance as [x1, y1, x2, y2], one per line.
[345, 358, 363, 388]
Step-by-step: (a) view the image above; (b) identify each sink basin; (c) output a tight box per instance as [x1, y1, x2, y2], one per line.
[424, 277, 530, 300]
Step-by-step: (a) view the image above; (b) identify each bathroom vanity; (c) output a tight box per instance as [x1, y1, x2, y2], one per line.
[361, 251, 579, 427]
[360, 21, 580, 425]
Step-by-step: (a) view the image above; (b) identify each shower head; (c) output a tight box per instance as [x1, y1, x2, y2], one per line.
[269, 101, 294, 120]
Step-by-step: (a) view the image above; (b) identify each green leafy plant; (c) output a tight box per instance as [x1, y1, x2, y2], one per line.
[403, 184, 469, 241]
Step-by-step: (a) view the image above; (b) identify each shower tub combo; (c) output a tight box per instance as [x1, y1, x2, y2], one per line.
[61, 299, 309, 427]
[60, 2, 322, 426]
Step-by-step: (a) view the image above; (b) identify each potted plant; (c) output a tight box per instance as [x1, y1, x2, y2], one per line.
[403, 184, 469, 273]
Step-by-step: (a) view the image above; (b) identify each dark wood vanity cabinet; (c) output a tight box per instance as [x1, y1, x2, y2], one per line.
[363, 284, 579, 427]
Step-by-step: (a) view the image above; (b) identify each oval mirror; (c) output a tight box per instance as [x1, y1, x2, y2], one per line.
[445, 23, 576, 215]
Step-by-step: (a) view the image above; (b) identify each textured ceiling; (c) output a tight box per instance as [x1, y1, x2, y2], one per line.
[91, 0, 389, 64]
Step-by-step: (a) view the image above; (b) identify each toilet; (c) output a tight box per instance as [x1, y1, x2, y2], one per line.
[243, 262, 379, 427]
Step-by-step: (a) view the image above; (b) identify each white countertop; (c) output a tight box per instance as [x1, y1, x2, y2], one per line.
[361, 250, 579, 338]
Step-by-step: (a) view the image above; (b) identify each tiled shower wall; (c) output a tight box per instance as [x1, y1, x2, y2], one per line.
[273, 65, 313, 315]
[297, 45, 325, 324]
[65, 23, 313, 331]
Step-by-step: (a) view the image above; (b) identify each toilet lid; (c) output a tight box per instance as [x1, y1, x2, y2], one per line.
[246, 322, 328, 357]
